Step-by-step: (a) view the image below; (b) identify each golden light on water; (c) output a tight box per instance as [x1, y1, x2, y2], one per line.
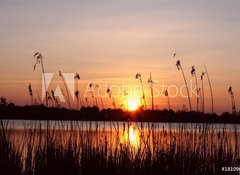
[128, 98, 139, 111]
[121, 124, 140, 148]
[129, 125, 140, 147]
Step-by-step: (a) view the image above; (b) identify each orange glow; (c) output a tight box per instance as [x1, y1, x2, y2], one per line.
[127, 98, 139, 111]
[121, 124, 140, 149]
[129, 125, 140, 147]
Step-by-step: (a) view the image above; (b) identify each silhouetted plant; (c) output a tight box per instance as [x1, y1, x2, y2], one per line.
[1, 120, 239, 175]
[0, 97, 7, 107]
[0, 97, 6, 141]
[163, 89, 170, 110]
[33, 52, 48, 107]
[174, 53, 192, 111]
[106, 88, 116, 109]
[28, 83, 33, 105]
[191, 66, 199, 111]
[95, 84, 104, 110]
[59, 70, 71, 109]
[204, 64, 214, 114]
[136, 73, 147, 110]
[51, 90, 59, 108]
[228, 86, 236, 115]
[46, 91, 54, 107]
[74, 73, 81, 110]
[33, 53, 50, 158]
[89, 83, 98, 107]
[201, 72, 205, 113]
[36, 90, 42, 105]
[148, 73, 154, 110]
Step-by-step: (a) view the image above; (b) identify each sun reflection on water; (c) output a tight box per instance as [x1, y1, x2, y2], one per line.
[121, 124, 140, 149]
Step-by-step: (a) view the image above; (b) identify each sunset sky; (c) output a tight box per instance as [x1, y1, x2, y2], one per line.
[0, 0, 240, 114]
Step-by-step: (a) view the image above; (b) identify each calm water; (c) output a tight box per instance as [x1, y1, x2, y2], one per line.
[4, 120, 240, 131]
[2, 120, 240, 166]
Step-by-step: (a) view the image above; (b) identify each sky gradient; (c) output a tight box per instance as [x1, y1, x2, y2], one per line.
[0, 0, 240, 113]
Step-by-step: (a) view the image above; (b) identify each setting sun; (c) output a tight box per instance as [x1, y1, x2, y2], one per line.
[128, 98, 139, 111]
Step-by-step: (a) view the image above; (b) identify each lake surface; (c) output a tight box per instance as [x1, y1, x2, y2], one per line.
[2, 119, 239, 174]
[4, 120, 240, 131]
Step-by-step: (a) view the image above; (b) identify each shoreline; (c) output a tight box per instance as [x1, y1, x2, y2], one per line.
[0, 105, 239, 124]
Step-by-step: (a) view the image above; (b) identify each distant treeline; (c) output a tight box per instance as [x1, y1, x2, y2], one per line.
[0, 104, 239, 124]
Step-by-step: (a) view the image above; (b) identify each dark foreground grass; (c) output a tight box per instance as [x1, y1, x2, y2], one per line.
[0, 121, 239, 175]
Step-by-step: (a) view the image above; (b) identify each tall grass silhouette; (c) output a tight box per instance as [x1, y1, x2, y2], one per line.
[95, 84, 104, 109]
[174, 53, 192, 111]
[46, 91, 54, 107]
[191, 66, 199, 111]
[0, 97, 6, 142]
[228, 86, 236, 115]
[59, 70, 71, 109]
[107, 88, 116, 109]
[51, 90, 59, 107]
[204, 64, 214, 114]
[163, 89, 170, 110]
[136, 73, 147, 110]
[201, 72, 205, 113]
[28, 83, 33, 105]
[33, 52, 48, 107]
[89, 83, 98, 107]
[74, 73, 81, 110]
[0, 121, 239, 175]
[148, 73, 154, 110]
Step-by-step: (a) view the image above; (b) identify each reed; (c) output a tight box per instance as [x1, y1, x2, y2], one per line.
[74, 73, 81, 110]
[174, 53, 192, 111]
[89, 83, 98, 107]
[33, 53, 48, 107]
[1, 121, 239, 175]
[201, 72, 205, 113]
[59, 70, 71, 109]
[28, 83, 33, 106]
[148, 73, 154, 110]
[95, 84, 104, 110]
[163, 89, 170, 110]
[191, 66, 199, 111]
[136, 73, 147, 110]
[51, 90, 59, 108]
[106, 88, 116, 109]
[228, 86, 237, 115]
[204, 64, 214, 114]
